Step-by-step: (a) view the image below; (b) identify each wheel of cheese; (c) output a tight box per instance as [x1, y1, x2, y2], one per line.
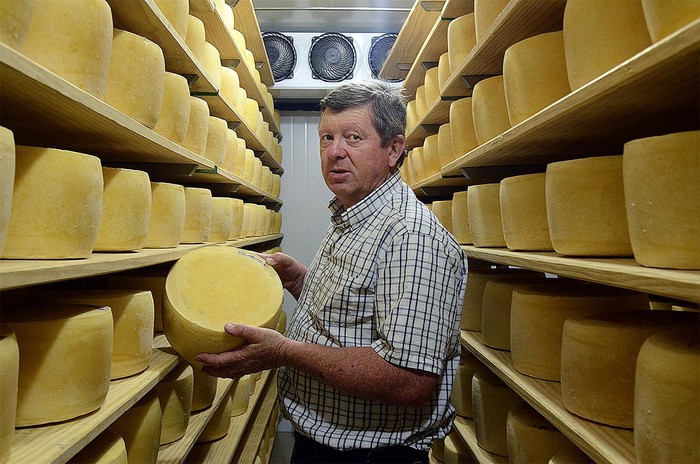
[467, 183, 506, 247]
[546, 155, 633, 257]
[634, 328, 700, 463]
[181, 187, 212, 243]
[203, 116, 228, 165]
[0, 327, 19, 464]
[560, 310, 699, 428]
[415, 85, 428, 120]
[451, 351, 483, 418]
[243, 203, 258, 237]
[22, 0, 112, 98]
[444, 426, 472, 464]
[563, 0, 651, 90]
[155, 363, 194, 445]
[239, 204, 251, 238]
[437, 52, 451, 93]
[273, 210, 283, 234]
[227, 198, 244, 240]
[3, 304, 112, 427]
[422, 134, 441, 179]
[472, 75, 511, 145]
[252, 157, 263, 189]
[154, 72, 191, 144]
[641, 0, 700, 42]
[623, 130, 700, 269]
[191, 364, 218, 412]
[507, 403, 576, 464]
[108, 390, 161, 464]
[144, 182, 186, 249]
[437, 123, 455, 168]
[221, 66, 240, 109]
[222, 129, 239, 173]
[244, 98, 261, 133]
[233, 138, 247, 178]
[104, 30, 165, 129]
[447, 13, 476, 72]
[183, 97, 210, 157]
[406, 100, 418, 134]
[214, 0, 235, 33]
[432, 200, 453, 233]
[197, 394, 232, 443]
[0, 127, 15, 258]
[152, 0, 188, 38]
[474, 0, 510, 41]
[410, 147, 426, 183]
[503, 31, 570, 126]
[451, 190, 472, 244]
[193, 42, 222, 92]
[424, 67, 441, 111]
[549, 447, 594, 464]
[242, 149, 257, 183]
[230, 376, 251, 416]
[499, 173, 553, 251]
[511, 281, 649, 381]
[184, 15, 206, 63]
[3, 146, 103, 259]
[210, 197, 234, 244]
[109, 264, 172, 332]
[231, 28, 246, 52]
[261, 166, 273, 195]
[0, 0, 33, 50]
[163, 247, 283, 364]
[450, 97, 479, 157]
[69, 430, 127, 464]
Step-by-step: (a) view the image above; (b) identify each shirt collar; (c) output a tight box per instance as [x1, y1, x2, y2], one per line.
[329, 171, 403, 227]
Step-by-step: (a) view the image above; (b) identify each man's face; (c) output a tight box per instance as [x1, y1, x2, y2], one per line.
[318, 103, 404, 209]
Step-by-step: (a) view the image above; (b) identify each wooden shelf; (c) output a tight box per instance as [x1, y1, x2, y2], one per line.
[9, 348, 180, 464]
[451, 416, 508, 464]
[405, 97, 452, 149]
[461, 246, 700, 303]
[230, 376, 278, 464]
[230, 0, 275, 86]
[461, 331, 636, 464]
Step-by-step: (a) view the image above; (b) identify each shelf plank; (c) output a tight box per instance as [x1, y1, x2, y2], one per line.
[231, 0, 275, 86]
[451, 416, 508, 464]
[461, 246, 700, 303]
[9, 348, 180, 464]
[231, 378, 278, 464]
[461, 331, 636, 464]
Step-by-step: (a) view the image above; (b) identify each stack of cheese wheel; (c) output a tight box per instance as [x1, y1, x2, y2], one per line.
[68, 430, 127, 464]
[209, 197, 234, 244]
[0, 126, 15, 257]
[21, 0, 113, 98]
[3, 146, 103, 259]
[634, 328, 700, 463]
[642, 0, 700, 42]
[450, 350, 484, 418]
[507, 403, 580, 463]
[163, 247, 283, 364]
[546, 155, 632, 256]
[451, 190, 471, 245]
[204, 116, 228, 165]
[190, 364, 218, 412]
[623, 130, 700, 269]
[432, 200, 453, 233]
[444, 425, 473, 464]
[155, 362, 194, 444]
[474, 0, 510, 41]
[192, 42, 222, 92]
[185, 15, 206, 63]
[499, 173, 553, 251]
[563, 0, 651, 90]
[144, 182, 186, 249]
[183, 97, 210, 156]
[0, 327, 19, 464]
[447, 13, 476, 72]
[472, 75, 510, 145]
[503, 31, 570, 126]
[152, 0, 188, 38]
[467, 183, 506, 247]
[437, 52, 451, 93]
[181, 187, 212, 243]
[197, 395, 232, 443]
[437, 123, 455, 169]
[154, 72, 191, 144]
[108, 391, 162, 464]
[0, 0, 33, 50]
[230, 375, 251, 417]
[510, 281, 649, 381]
[228, 198, 245, 240]
[560, 310, 699, 427]
[109, 263, 172, 332]
[3, 303, 112, 426]
[450, 97, 479, 158]
[94, 167, 152, 252]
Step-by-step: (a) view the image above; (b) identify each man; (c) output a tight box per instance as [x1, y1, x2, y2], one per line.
[197, 80, 466, 463]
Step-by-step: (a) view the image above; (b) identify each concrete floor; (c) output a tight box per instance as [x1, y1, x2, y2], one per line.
[269, 420, 294, 464]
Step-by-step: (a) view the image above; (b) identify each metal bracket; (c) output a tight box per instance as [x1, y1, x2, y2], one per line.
[225, 0, 239, 7]
[419, 124, 441, 135]
[461, 75, 493, 91]
[194, 166, 218, 175]
[191, 89, 220, 97]
[221, 59, 240, 69]
[101, 162, 198, 178]
[420, 1, 445, 12]
[182, 74, 200, 87]
[396, 63, 412, 72]
[227, 120, 241, 131]
[440, 95, 461, 102]
[459, 165, 545, 181]
[421, 61, 439, 70]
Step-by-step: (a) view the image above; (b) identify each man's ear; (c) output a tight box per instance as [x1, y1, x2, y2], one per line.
[387, 134, 406, 168]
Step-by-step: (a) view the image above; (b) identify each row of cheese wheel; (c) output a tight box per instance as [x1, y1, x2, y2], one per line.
[407, 0, 699, 136]
[420, 130, 699, 270]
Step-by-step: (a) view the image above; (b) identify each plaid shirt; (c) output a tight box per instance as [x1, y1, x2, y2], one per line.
[278, 171, 467, 451]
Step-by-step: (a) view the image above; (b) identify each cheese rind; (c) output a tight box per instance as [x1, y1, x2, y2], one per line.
[0, 0, 33, 50]
[641, 0, 700, 42]
[0, 127, 15, 257]
[192, 42, 222, 91]
[183, 97, 210, 157]
[204, 117, 228, 165]
[144, 182, 186, 249]
[472, 75, 511, 145]
[499, 173, 553, 251]
[197, 394, 232, 443]
[467, 183, 506, 247]
[68, 430, 127, 464]
[432, 200, 453, 234]
[184, 15, 206, 63]
[152, 0, 188, 38]
[154, 72, 191, 144]
[230, 376, 251, 416]
[447, 13, 476, 72]
[228, 198, 245, 240]
[450, 97, 479, 157]
[109, 265, 171, 332]
[437, 123, 455, 169]
[155, 363, 194, 444]
[450, 352, 482, 418]
[507, 403, 574, 464]
[209, 197, 234, 244]
[474, 0, 510, 41]
[191, 364, 218, 412]
[181, 187, 212, 243]
[444, 426, 471, 464]
[108, 391, 162, 464]
[0, 327, 19, 464]
[451, 190, 472, 244]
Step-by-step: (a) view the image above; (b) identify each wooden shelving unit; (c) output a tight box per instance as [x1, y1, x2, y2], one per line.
[230, 0, 275, 86]
[451, 416, 508, 464]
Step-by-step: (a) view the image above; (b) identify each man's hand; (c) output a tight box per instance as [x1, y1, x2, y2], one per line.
[255, 252, 307, 300]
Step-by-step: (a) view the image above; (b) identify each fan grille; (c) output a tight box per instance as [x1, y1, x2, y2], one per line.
[369, 33, 401, 81]
[262, 32, 296, 82]
[308, 33, 356, 82]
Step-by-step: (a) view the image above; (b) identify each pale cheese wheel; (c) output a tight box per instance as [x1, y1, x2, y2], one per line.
[197, 394, 232, 443]
[232, 28, 246, 52]
[228, 198, 245, 240]
[3, 304, 112, 427]
[144, 182, 186, 249]
[204, 116, 228, 165]
[244, 98, 261, 133]
[152, 0, 189, 38]
[400, 161, 413, 187]
[499, 173, 553, 251]
[216, 0, 235, 34]
[407, 100, 418, 134]
[261, 166, 273, 195]
[642, 0, 700, 42]
[467, 183, 506, 247]
[437, 123, 455, 168]
[185, 15, 206, 63]
[415, 85, 428, 120]
[109, 264, 171, 332]
[623, 130, 700, 269]
[563, 0, 651, 90]
[450, 97, 479, 157]
[230, 376, 251, 416]
[503, 31, 570, 126]
[242, 149, 256, 183]
[182, 97, 210, 156]
[410, 147, 426, 183]
[447, 13, 476, 71]
[210, 197, 234, 244]
[634, 328, 700, 463]
[3, 146, 103, 259]
[252, 157, 263, 189]
[191, 364, 218, 412]
[181, 187, 212, 243]
[221, 66, 241, 108]
[472, 75, 510, 145]
[451, 190, 472, 244]
[233, 138, 247, 178]
[163, 247, 283, 364]
[69, 430, 127, 464]
[0, 127, 15, 257]
[560, 310, 699, 428]
[444, 427, 472, 464]
[104, 30, 165, 129]
[108, 391, 162, 464]
[222, 129, 240, 173]
[546, 155, 633, 256]
[0, 0, 33, 50]
[422, 134, 441, 179]
[154, 72, 191, 144]
[22, 0, 112, 98]
[474, 0, 510, 41]
[155, 363, 194, 444]
[243, 203, 257, 237]
[437, 52, 451, 93]
[510, 281, 649, 381]
[432, 200, 453, 233]
[506, 403, 575, 464]
[273, 210, 283, 234]
[0, 327, 19, 464]
[424, 67, 441, 110]
[450, 351, 483, 418]
[192, 42, 222, 92]
[549, 447, 594, 464]
[239, 204, 250, 238]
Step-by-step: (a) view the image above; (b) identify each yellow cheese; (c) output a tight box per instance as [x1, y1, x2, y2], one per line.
[563, 0, 651, 90]
[422, 134, 441, 179]
[210, 197, 234, 244]
[252, 157, 263, 189]
[546, 155, 632, 256]
[104, 30, 165, 129]
[154, 72, 191, 144]
[424, 67, 441, 110]
[227, 198, 244, 240]
[222, 129, 239, 173]
[437, 123, 455, 168]
[184, 15, 206, 63]
[243, 203, 257, 237]
[0, 127, 15, 257]
[507, 403, 575, 464]
[215, 0, 235, 34]
[437, 52, 451, 93]
[155, 363, 194, 444]
[242, 149, 256, 183]
[447, 13, 476, 72]
[22, 0, 112, 98]
[192, 42, 222, 92]
[451, 190, 472, 244]
[244, 98, 261, 133]
[108, 391, 162, 464]
[163, 247, 283, 364]
[510, 281, 649, 381]
[261, 166, 273, 195]
[0, 327, 19, 464]
[181, 187, 212, 243]
[409, 147, 426, 183]
[191, 364, 218, 412]
[406, 100, 418, 134]
[642, 0, 700, 42]
[239, 203, 250, 238]
[0, 0, 33, 50]
[204, 116, 228, 165]
[108, 264, 171, 332]
[221, 67, 240, 108]
[3, 146, 102, 259]
[3, 304, 112, 427]
[623, 130, 700, 269]
[560, 310, 699, 428]
[415, 85, 428, 120]
[450, 97, 479, 157]
[499, 173, 553, 251]
[273, 210, 283, 234]
[144, 182, 186, 249]
[634, 328, 700, 463]
[230, 376, 251, 416]
[183, 97, 210, 156]
[467, 183, 506, 247]
[432, 200, 453, 233]
[233, 138, 248, 178]
[444, 426, 471, 464]
[152, 0, 188, 38]
[503, 31, 570, 126]
[450, 351, 482, 418]
[69, 430, 127, 464]
[549, 447, 594, 464]
[474, 0, 509, 41]
[232, 28, 246, 52]
[197, 394, 232, 443]
[472, 75, 511, 145]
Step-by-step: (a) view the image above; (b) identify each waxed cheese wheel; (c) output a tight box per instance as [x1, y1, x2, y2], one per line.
[510, 281, 649, 381]
[183, 97, 210, 157]
[472, 75, 511, 145]
[3, 146, 103, 259]
[191, 364, 218, 412]
[108, 390, 162, 464]
[22, 0, 112, 98]
[623, 131, 700, 269]
[634, 328, 700, 463]
[230, 375, 251, 416]
[181, 187, 212, 243]
[437, 123, 455, 169]
[0, 127, 15, 257]
[444, 426, 473, 464]
[204, 117, 228, 165]
[3, 304, 113, 427]
[209, 197, 234, 244]
[448, 13, 476, 71]
[642, 0, 700, 42]
[69, 430, 127, 464]
[499, 173, 553, 251]
[503, 31, 570, 126]
[432, 200, 453, 233]
[104, 30, 165, 129]
[109, 264, 172, 332]
[468, 183, 506, 247]
[0, 0, 33, 50]
[197, 394, 232, 443]
[144, 182, 186, 249]
[155, 363, 193, 444]
[450, 351, 483, 418]
[185, 15, 206, 63]
[507, 403, 578, 464]
[450, 97, 479, 157]
[0, 327, 19, 464]
[451, 190, 472, 244]
[228, 198, 245, 240]
[474, 0, 510, 41]
[154, 72, 191, 144]
[560, 310, 699, 428]
[563, 0, 651, 90]
[546, 155, 632, 256]
[163, 247, 283, 364]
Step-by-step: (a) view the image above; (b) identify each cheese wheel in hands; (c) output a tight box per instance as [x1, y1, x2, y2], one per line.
[144, 182, 186, 249]
[499, 173, 553, 251]
[154, 72, 191, 144]
[108, 391, 162, 464]
[472, 75, 511, 145]
[447, 13, 476, 71]
[154, 363, 193, 444]
[68, 430, 126, 464]
[3, 146, 103, 259]
[0, 0, 33, 50]
[468, 183, 506, 247]
[0, 327, 19, 464]
[642, 0, 700, 42]
[0, 127, 15, 257]
[163, 247, 283, 364]
[152, 0, 189, 38]
[181, 187, 212, 243]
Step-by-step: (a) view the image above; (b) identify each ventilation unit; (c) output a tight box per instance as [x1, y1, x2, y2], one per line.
[368, 33, 399, 80]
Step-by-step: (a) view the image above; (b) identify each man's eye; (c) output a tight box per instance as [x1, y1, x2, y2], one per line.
[321, 135, 332, 142]
[348, 134, 361, 141]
